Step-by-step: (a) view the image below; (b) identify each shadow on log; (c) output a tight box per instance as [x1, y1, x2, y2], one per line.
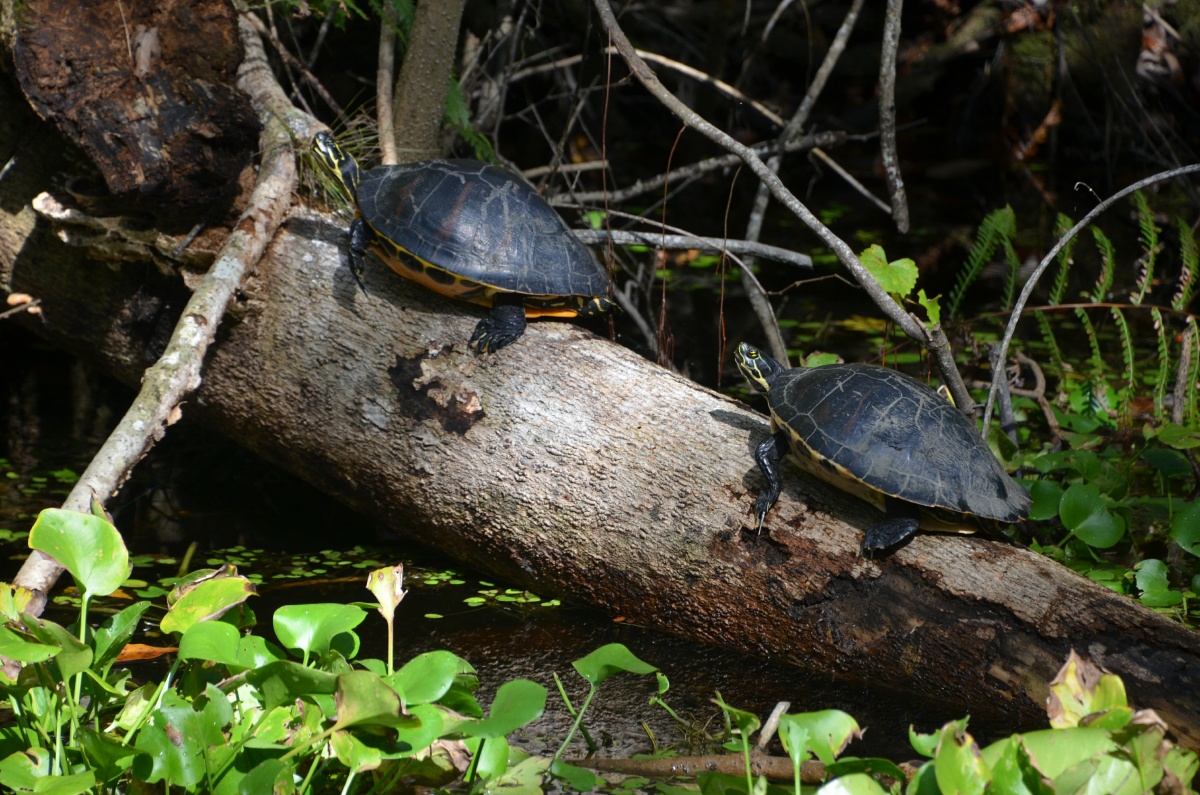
[3, 174, 1199, 750]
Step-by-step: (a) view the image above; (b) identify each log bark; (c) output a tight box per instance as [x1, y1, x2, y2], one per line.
[3, 123, 1199, 751]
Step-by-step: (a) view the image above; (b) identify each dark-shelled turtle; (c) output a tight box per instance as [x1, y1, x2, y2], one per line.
[313, 132, 614, 353]
[734, 342, 1030, 551]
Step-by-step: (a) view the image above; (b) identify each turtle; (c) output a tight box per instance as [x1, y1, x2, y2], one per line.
[312, 132, 615, 353]
[734, 342, 1030, 552]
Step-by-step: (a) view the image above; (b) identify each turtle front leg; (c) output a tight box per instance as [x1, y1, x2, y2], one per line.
[751, 430, 789, 533]
[469, 294, 528, 353]
[348, 217, 370, 294]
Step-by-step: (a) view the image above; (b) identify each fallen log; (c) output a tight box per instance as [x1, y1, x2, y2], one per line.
[3, 160, 1199, 751]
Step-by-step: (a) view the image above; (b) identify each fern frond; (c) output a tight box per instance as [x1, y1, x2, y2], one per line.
[1075, 307, 1105, 376]
[1189, 317, 1200, 427]
[1036, 311, 1066, 377]
[1131, 191, 1159, 305]
[1109, 308, 1134, 421]
[948, 206, 1016, 319]
[1002, 237, 1021, 313]
[1151, 307, 1170, 420]
[1173, 218, 1198, 312]
[1090, 227, 1116, 303]
[1049, 213, 1076, 306]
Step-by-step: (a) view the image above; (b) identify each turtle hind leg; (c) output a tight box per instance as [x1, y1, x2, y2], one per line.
[861, 497, 921, 554]
[469, 295, 527, 353]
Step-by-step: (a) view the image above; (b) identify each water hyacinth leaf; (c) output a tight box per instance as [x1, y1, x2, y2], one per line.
[392, 703, 447, 757]
[133, 690, 229, 787]
[78, 727, 142, 782]
[1027, 481, 1064, 522]
[29, 508, 131, 598]
[391, 650, 463, 705]
[331, 728, 385, 774]
[470, 735, 511, 780]
[551, 758, 598, 791]
[160, 575, 256, 636]
[572, 643, 658, 686]
[366, 564, 407, 623]
[779, 710, 861, 766]
[487, 755, 550, 795]
[823, 757, 908, 783]
[178, 620, 242, 666]
[1153, 422, 1200, 449]
[0, 584, 37, 623]
[814, 771, 889, 794]
[1058, 484, 1125, 548]
[778, 721, 811, 768]
[910, 722, 955, 758]
[0, 749, 95, 795]
[983, 736, 1050, 795]
[245, 660, 338, 712]
[22, 616, 91, 680]
[1017, 728, 1116, 779]
[236, 633, 286, 670]
[334, 670, 420, 729]
[933, 724, 988, 795]
[273, 603, 366, 660]
[460, 678, 547, 738]
[0, 624, 60, 664]
[1170, 501, 1200, 557]
[238, 758, 292, 795]
[1047, 652, 1128, 729]
[90, 600, 151, 674]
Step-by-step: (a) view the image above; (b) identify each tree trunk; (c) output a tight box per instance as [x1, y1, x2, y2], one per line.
[5, 196, 1200, 749]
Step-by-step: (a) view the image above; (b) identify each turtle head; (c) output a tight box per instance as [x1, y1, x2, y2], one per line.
[312, 132, 363, 202]
[735, 342, 784, 393]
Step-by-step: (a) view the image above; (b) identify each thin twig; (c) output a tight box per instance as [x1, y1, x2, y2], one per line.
[982, 164, 1200, 434]
[572, 229, 811, 269]
[377, 7, 398, 165]
[552, 131, 844, 206]
[878, 0, 909, 232]
[740, 0, 864, 363]
[242, 11, 344, 118]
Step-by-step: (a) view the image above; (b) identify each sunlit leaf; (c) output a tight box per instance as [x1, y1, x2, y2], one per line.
[778, 710, 862, 766]
[160, 575, 256, 636]
[933, 723, 988, 795]
[1059, 484, 1125, 548]
[859, 244, 917, 297]
[29, 508, 131, 598]
[815, 771, 889, 794]
[390, 650, 463, 705]
[273, 603, 365, 661]
[572, 643, 657, 686]
[459, 679, 547, 738]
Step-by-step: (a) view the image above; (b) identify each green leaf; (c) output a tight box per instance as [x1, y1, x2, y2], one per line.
[133, 690, 229, 787]
[90, 601, 151, 675]
[22, 616, 91, 680]
[815, 772, 889, 794]
[1170, 501, 1200, 557]
[1027, 481, 1064, 522]
[273, 603, 366, 661]
[933, 723, 989, 795]
[1047, 652, 1129, 729]
[245, 660, 339, 712]
[460, 678, 547, 738]
[572, 643, 658, 686]
[778, 710, 862, 766]
[1134, 559, 1171, 595]
[551, 758, 599, 791]
[28, 508, 131, 598]
[390, 650, 463, 705]
[333, 670, 420, 729]
[1153, 422, 1200, 449]
[1059, 484, 1125, 548]
[365, 564, 407, 625]
[78, 726, 142, 782]
[714, 693, 760, 743]
[178, 620, 243, 667]
[0, 584, 37, 623]
[0, 747, 95, 795]
[859, 244, 918, 297]
[160, 575, 257, 636]
[237, 758, 292, 795]
[917, 289, 941, 326]
[0, 624, 60, 664]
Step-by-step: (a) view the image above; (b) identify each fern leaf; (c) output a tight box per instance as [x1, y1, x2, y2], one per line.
[1107, 307, 1132, 420]
[1151, 307, 1170, 420]
[1001, 237, 1021, 313]
[1173, 218, 1198, 312]
[1075, 307, 1105, 377]
[1049, 213, 1076, 306]
[1189, 318, 1200, 426]
[948, 206, 1016, 319]
[1090, 227, 1116, 303]
[1036, 310, 1066, 378]
[1131, 191, 1159, 305]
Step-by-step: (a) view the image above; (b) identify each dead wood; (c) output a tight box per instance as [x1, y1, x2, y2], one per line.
[3, 187, 1200, 748]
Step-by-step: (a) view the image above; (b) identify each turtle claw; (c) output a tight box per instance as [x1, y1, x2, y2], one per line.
[469, 301, 527, 354]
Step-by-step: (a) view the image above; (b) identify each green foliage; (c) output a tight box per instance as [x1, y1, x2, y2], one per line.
[947, 206, 1016, 319]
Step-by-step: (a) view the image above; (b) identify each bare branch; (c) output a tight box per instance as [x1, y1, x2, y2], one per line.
[878, 0, 909, 232]
[572, 229, 812, 269]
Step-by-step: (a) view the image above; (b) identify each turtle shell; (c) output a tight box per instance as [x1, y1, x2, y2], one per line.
[767, 363, 1029, 522]
[357, 159, 610, 299]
